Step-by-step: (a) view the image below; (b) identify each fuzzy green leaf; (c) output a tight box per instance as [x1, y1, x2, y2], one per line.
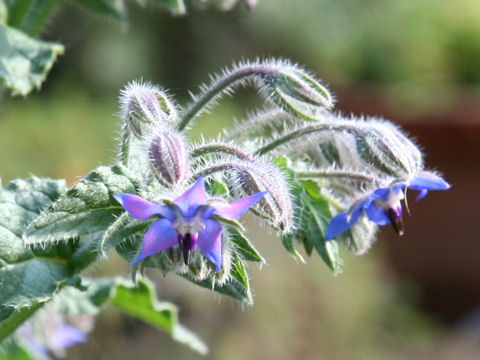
[0, 177, 66, 264]
[0, 260, 80, 342]
[230, 253, 250, 295]
[74, 0, 127, 23]
[300, 181, 341, 273]
[228, 227, 264, 263]
[0, 177, 77, 341]
[23, 165, 138, 246]
[180, 272, 253, 305]
[0, 24, 63, 96]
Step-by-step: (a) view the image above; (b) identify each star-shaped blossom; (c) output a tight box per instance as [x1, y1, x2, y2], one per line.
[114, 176, 266, 271]
[326, 171, 450, 239]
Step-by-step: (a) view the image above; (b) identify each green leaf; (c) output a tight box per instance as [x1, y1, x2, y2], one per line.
[52, 277, 208, 355]
[0, 177, 66, 264]
[0, 24, 63, 96]
[228, 227, 264, 263]
[300, 181, 342, 274]
[0, 302, 42, 344]
[24, 165, 138, 246]
[74, 0, 127, 23]
[0, 260, 80, 342]
[230, 253, 250, 295]
[180, 272, 253, 305]
[150, 0, 186, 15]
[0, 176, 78, 341]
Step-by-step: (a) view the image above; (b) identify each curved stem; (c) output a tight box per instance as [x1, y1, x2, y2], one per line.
[191, 143, 255, 161]
[254, 123, 357, 155]
[177, 64, 272, 131]
[297, 170, 380, 185]
[226, 108, 286, 140]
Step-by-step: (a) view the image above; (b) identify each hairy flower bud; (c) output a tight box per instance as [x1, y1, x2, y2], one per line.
[261, 65, 333, 121]
[233, 160, 294, 233]
[279, 114, 423, 180]
[120, 81, 177, 138]
[148, 128, 190, 188]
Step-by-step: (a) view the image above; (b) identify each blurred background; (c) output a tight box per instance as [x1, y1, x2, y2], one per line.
[1, 0, 480, 358]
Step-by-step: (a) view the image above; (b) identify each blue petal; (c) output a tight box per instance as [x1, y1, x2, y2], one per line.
[326, 212, 352, 239]
[213, 191, 267, 220]
[409, 171, 450, 191]
[416, 188, 429, 200]
[52, 325, 87, 350]
[114, 194, 172, 220]
[131, 219, 177, 264]
[364, 203, 390, 225]
[173, 176, 207, 214]
[197, 219, 223, 272]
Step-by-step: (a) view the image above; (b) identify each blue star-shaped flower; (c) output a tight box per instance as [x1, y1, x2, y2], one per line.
[114, 176, 266, 271]
[326, 171, 450, 239]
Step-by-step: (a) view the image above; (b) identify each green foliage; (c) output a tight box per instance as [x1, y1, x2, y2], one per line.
[275, 157, 342, 273]
[53, 277, 208, 355]
[0, 177, 80, 342]
[228, 227, 264, 263]
[24, 165, 138, 245]
[0, 24, 63, 96]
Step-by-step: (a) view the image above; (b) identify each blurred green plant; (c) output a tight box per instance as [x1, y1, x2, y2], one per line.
[0, 0, 256, 96]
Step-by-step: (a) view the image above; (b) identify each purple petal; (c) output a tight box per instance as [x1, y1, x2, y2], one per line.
[409, 171, 451, 191]
[213, 191, 267, 220]
[114, 194, 172, 220]
[197, 219, 223, 272]
[51, 324, 86, 350]
[131, 219, 177, 264]
[173, 176, 207, 213]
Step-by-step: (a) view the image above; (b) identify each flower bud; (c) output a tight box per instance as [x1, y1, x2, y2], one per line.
[233, 160, 294, 233]
[283, 114, 423, 180]
[261, 65, 334, 121]
[149, 128, 190, 188]
[120, 81, 177, 138]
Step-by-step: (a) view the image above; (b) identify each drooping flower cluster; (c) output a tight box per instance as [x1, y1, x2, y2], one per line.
[114, 58, 450, 276]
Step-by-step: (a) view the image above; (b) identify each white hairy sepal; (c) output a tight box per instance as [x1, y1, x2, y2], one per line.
[119, 80, 178, 138]
[265, 113, 423, 181]
[147, 127, 190, 188]
[194, 156, 294, 233]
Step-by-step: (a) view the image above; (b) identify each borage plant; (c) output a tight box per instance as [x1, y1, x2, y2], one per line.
[0, 58, 449, 358]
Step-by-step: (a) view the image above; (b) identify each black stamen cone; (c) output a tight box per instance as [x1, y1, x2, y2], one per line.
[386, 208, 404, 236]
[180, 233, 193, 265]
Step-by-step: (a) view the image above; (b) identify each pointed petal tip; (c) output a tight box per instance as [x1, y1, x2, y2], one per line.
[113, 193, 124, 205]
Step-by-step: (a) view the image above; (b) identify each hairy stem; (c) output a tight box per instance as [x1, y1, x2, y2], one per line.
[255, 123, 357, 155]
[191, 143, 255, 161]
[297, 170, 381, 185]
[177, 64, 273, 131]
